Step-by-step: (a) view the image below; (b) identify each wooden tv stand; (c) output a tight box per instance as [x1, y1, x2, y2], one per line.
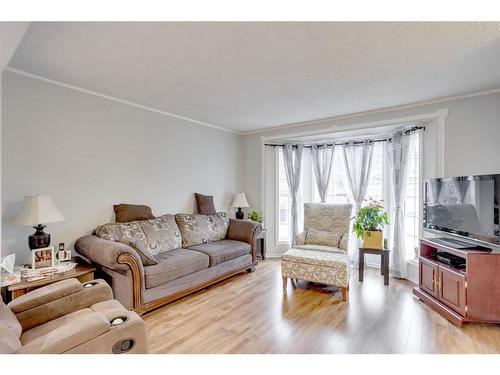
[412, 238, 500, 327]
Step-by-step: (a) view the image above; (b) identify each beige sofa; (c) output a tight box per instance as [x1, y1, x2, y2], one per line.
[76, 213, 261, 315]
[0, 278, 147, 354]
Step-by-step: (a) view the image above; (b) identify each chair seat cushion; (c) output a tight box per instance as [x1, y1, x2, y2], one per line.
[294, 244, 346, 254]
[144, 249, 209, 289]
[281, 248, 350, 288]
[282, 248, 349, 268]
[187, 240, 251, 266]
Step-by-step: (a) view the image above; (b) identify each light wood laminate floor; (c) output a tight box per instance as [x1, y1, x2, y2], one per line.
[144, 259, 500, 354]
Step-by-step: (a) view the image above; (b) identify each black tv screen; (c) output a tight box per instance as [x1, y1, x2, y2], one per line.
[423, 174, 500, 247]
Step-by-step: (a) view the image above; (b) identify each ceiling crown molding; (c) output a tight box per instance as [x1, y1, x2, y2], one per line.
[4, 67, 242, 135]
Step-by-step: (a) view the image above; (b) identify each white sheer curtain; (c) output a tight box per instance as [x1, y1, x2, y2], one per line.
[282, 144, 303, 247]
[387, 132, 411, 279]
[453, 178, 470, 203]
[342, 140, 374, 265]
[311, 144, 335, 203]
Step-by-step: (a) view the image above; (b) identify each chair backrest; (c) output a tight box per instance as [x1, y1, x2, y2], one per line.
[0, 296, 22, 353]
[303, 203, 353, 247]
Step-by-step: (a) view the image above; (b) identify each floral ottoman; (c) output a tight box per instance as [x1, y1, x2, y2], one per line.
[281, 248, 350, 301]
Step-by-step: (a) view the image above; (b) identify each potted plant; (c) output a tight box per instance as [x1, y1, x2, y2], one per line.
[248, 210, 263, 224]
[353, 198, 389, 249]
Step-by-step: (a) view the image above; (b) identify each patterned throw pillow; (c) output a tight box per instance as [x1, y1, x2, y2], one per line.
[305, 228, 342, 248]
[95, 214, 182, 266]
[175, 212, 229, 248]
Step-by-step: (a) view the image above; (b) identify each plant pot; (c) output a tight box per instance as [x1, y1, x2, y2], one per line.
[362, 230, 383, 249]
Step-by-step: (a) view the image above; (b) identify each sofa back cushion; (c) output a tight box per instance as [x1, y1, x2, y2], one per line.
[175, 213, 229, 248]
[95, 214, 182, 265]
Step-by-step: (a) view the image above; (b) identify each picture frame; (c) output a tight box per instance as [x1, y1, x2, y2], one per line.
[31, 246, 55, 270]
[56, 249, 72, 262]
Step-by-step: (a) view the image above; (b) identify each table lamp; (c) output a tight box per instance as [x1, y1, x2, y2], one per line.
[13, 194, 66, 250]
[231, 192, 249, 220]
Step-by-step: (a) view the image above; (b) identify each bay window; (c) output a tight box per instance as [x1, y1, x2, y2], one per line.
[277, 134, 421, 260]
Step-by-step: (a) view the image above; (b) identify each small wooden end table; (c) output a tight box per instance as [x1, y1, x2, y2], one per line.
[7, 258, 96, 301]
[359, 247, 390, 285]
[256, 229, 267, 260]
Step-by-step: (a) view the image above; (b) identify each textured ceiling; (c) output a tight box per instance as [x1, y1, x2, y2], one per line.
[9, 22, 500, 133]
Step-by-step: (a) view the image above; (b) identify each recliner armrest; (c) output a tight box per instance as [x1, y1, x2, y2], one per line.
[8, 278, 82, 314]
[10, 279, 113, 332]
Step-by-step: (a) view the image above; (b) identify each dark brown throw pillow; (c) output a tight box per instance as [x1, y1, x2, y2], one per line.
[195, 193, 216, 215]
[113, 204, 154, 223]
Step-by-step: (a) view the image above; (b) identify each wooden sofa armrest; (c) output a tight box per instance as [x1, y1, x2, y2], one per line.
[75, 235, 145, 313]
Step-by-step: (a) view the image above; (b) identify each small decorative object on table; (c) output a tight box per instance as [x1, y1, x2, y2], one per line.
[248, 210, 263, 223]
[231, 192, 249, 219]
[56, 242, 72, 262]
[353, 198, 389, 250]
[31, 246, 55, 270]
[0, 254, 22, 287]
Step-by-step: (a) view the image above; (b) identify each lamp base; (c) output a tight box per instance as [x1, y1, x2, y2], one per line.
[235, 208, 244, 220]
[29, 224, 51, 250]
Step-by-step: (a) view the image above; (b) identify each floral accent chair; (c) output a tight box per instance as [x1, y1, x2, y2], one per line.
[281, 203, 353, 301]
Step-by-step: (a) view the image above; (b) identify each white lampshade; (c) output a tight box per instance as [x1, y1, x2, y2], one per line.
[232, 192, 249, 208]
[13, 195, 66, 226]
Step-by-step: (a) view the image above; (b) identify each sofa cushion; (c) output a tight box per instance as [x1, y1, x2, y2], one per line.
[113, 203, 154, 223]
[187, 240, 251, 266]
[95, 214, 182, 266]
[175, 213, 229, 248]
[144, 249, 210, 289]
[195, 193, 216, 215]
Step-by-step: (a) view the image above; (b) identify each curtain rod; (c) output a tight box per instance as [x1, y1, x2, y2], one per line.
[264, 125, 425, 148]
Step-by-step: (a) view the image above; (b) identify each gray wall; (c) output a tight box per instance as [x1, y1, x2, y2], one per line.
[242, 92, 500, 211]
[2, 72, 242, 264]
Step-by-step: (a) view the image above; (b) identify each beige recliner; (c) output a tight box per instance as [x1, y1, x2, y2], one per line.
[0, 278, 148, 354]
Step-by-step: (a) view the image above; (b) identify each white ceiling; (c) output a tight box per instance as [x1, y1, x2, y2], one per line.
[8, 22, 500, 134]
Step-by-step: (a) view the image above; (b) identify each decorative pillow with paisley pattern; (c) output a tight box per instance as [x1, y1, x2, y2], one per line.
[175, 212, 229, 248]
[95, 214, 182, 266]
[305, 228, 342, 248]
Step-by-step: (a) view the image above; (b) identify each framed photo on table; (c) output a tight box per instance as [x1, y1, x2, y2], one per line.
[32, 246, 55, 270]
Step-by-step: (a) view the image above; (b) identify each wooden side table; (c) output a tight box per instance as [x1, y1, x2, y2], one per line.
[359, 247, 390, 285]
[256, 229, 267, 260]
[7, 258, 96, 301]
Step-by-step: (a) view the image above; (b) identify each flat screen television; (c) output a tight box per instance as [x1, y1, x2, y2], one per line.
[423, 174, 500, 248]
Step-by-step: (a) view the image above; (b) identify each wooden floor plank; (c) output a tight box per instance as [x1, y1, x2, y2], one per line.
[143, 259, 500, 354]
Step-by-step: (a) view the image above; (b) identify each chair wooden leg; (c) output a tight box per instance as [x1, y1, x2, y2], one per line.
[282, 276, 288, 290]
[341, 287, 348, 301]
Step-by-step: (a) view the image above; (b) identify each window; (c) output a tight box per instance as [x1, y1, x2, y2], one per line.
[403, 133, 421, 260]
[276, 134, 421, 258]
[277, 149, 291, 243]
